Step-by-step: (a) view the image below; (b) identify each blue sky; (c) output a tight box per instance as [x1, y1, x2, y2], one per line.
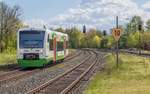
[4, 0, 81, 20]
[3, 0, 150, 30]
[134, 0, 147, 5]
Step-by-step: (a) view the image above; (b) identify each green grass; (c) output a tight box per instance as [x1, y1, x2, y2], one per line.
[142, 50, 150, 54]
[84, 53, 150, 94]
[0, 52, 16, 65]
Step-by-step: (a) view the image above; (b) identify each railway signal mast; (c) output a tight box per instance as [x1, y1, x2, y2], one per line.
[83, 25, 86, 33]
[112, 16, 123, 68]
[138, 21, 142, 55]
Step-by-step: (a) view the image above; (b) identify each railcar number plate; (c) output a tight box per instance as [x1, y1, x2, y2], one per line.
[23, 53, 39, 60]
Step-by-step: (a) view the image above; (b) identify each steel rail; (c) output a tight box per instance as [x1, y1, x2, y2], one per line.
[0, 50, 83, 84]
[60, 55, 98, 94]
[25, 53, 92, 94]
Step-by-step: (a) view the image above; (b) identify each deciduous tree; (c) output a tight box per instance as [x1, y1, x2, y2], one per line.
[0, 2, 22, 52]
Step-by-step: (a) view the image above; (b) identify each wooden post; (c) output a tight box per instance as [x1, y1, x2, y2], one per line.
[116, 16, 119, 68]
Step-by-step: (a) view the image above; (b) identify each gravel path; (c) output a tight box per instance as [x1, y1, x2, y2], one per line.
[0, 50, 89, 94]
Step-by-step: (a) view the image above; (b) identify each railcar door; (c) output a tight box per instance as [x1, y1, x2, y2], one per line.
[64, 38, 66, 56]
[53, 37, 56, 63]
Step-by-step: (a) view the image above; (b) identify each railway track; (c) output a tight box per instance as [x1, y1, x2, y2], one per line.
[93, 49, 150, 58]
[26, 50, 98, 94]
[0, 50, 81, 75]
[64, 50, 82, 62]
[120, 50, 150, 58]
[0, 64, 20, 74]
[0, 50, 83, 86]
[0, 69, 40, 85]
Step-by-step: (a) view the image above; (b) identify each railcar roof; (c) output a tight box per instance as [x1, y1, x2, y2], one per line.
[18, 28, 46, 32]
[18, 28, 68, 37]
[47, 30, 68, 37]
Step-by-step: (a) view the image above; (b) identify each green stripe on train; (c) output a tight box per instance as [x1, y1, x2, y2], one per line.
[18, 55, 64, 68]
[18, 59, 48, 68]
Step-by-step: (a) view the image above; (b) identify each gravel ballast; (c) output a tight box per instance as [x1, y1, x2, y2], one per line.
[0, 51, 89, 94]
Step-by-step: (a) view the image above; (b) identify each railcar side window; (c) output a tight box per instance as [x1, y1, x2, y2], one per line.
[57, 42, 63, 51]
[47, 35, 50, 51]
[47, 34, 49, 42]
[50, 39, 53, 50]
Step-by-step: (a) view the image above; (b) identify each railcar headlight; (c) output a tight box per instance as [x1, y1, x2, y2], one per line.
[39, 49, 44, 53]
[19, 52, 23, 55]
[39, 52, 45, 56]
[40, 52, 44, 55]
[39, 50, 44, 54]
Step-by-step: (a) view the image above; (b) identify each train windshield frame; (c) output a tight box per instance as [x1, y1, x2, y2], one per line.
[19, 30, 45, 48]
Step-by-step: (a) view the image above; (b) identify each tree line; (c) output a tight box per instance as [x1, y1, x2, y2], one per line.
[56, 16, 150, 50]
[56, 27, 117, 49]
[0, 2, 150, 53]
[120, 16, 150, 50]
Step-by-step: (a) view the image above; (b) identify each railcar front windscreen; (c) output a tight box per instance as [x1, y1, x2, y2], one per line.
[19, 30, 45, 48]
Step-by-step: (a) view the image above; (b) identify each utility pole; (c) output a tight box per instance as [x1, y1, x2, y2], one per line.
[116, 16, 119, 68]
[138, 21, 142, 55]
[112, 16, 122, 68]
[0, 3, 3, 53]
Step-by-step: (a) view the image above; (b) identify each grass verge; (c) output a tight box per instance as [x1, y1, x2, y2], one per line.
[84, 53, 150, 94]
[0, 51, 16, 65]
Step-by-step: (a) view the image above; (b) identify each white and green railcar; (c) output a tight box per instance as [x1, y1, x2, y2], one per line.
[17, 28, 68, 68]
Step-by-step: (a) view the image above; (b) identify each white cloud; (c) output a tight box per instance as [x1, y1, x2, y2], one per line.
[24, 0, 150, 30]
[142, 1, 150, 10]
[25, 19, 47, 28]
[48, 0, 150, 30]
